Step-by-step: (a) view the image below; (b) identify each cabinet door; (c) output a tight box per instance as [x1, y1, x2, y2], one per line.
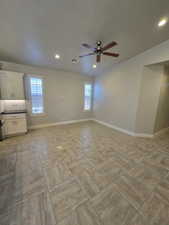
[0, 71, 25, 100]
[0, 72, 9, 99]
[4, 119, 27, 135]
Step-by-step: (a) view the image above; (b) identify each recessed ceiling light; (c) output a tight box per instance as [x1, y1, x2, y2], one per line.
[158, 18, 167, 27]
[93, 64, 97, 68]
[55, 54, 60, 59]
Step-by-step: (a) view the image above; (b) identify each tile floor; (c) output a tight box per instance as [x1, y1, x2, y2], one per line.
[0, 121, 169, 225]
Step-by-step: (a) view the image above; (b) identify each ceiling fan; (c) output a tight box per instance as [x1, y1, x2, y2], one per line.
[79, 41, 119, 63]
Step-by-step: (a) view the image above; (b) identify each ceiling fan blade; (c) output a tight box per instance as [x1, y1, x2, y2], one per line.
[96, 54, 101, 63]
[82, 43, 95, 50]
[79, 52, 95, 58]
[103, 52, 119, 57]
[102, 41, 117, 51]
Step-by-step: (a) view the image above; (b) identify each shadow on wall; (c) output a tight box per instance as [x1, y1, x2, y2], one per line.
[154, 63, 169, 133]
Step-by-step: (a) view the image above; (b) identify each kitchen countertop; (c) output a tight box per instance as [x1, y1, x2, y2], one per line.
[1, 111, 27, 115]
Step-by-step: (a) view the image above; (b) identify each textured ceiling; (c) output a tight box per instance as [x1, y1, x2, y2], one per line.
[0, 0, 169, 75]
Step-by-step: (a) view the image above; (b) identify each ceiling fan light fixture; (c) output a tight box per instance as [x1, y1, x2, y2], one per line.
[97, 41, 102, 46]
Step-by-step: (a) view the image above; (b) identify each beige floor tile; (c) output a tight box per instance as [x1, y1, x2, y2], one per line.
[145, 151, 169, 170]
[140, 193, 164, 224]
[153, 203, 169, 225]
[0, 174, 16, 216]
[58, 201, 101, 225]
[92, 185, 137, 225]
[114, 173, 152, 209]
[44, 162, 72, 191]
[0, 152, 16, 178]
[49, 178, 88, 223]
[155, 178, 169, 206]
[129, 161, 168, 189]
[0, 192, 56, 225]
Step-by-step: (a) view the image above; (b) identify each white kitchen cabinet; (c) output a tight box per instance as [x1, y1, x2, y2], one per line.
[3, 113, 27, 136]
[0, 71, 25, 100]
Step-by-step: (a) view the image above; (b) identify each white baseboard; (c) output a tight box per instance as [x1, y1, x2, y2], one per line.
[134, 133, 154, 138]
[93, 119, 136, 136]
[29, 118, 156, 138]
[93, 119, 154, 138]
[29, 118, 93, 130]
[154, 126, 169, 137]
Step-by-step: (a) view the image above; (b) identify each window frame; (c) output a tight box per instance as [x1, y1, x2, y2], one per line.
[29, 76, 45, 116]
[84, 82, 93, 111]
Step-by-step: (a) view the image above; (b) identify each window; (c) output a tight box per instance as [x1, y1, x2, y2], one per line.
[84, 83, 92, 110]
[30, 77, 44, 114]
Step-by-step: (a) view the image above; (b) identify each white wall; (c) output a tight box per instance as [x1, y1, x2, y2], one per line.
[154, 65, 169, 132]
[94, 39, 169, 134]
[0, 61, 94, 127]
[94, 57, 141, 132]
[135, 65, 164, 134]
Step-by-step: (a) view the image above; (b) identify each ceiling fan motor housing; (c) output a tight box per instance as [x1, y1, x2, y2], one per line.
[96, 41, 102, 54]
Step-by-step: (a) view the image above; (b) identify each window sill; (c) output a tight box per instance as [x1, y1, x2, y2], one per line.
[30, 113, 46, 117]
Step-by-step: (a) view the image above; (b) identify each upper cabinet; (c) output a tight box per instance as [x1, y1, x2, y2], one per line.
[0, 71, 25, 100]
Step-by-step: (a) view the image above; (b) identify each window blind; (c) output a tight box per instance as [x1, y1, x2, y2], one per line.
[84, 83, 92, 110]
[30, 77, 44, 114]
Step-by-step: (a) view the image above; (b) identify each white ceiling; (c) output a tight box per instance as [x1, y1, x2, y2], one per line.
[0, 0, 169, 76]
